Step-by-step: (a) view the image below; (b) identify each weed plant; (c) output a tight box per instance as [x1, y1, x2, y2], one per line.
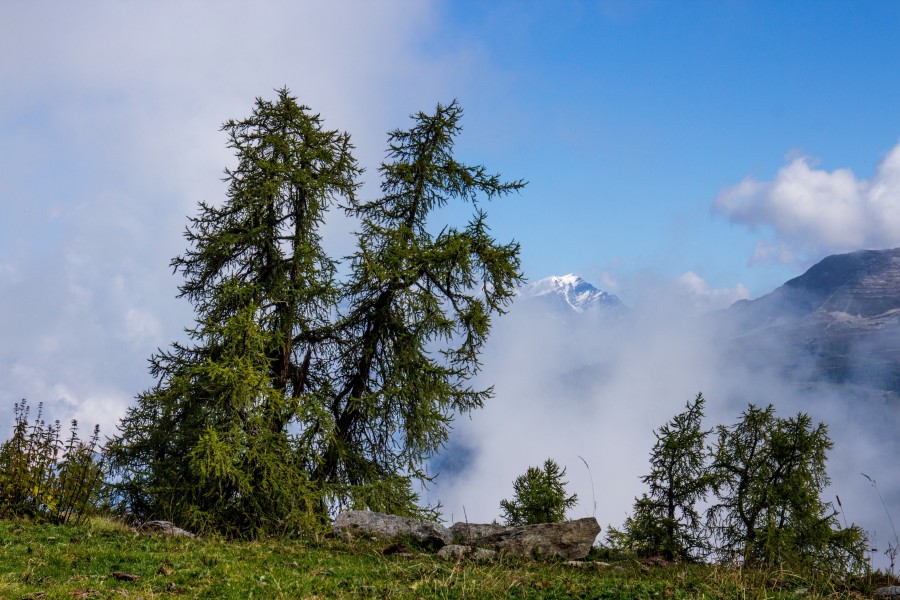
[0, 400, 105, 525]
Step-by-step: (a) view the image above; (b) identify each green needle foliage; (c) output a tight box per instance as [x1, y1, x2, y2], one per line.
[313, 100, 525, 513]
[106, 91, 524, 536]
[617, 393, 711, 561]
[612, 397, 868, 577]
[707, 404, 868, 573]
[500, 458, 578, 526]
[107, 90, 358, 537]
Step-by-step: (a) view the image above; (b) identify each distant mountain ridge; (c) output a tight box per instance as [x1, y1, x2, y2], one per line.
[723, 248, 900, 393]
[516, 252, 900, 394]
[730, 248, 900, 326]
[519, 274, 623, 313]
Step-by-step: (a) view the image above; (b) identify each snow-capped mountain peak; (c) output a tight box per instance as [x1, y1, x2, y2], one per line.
[521, 274, 623, 313]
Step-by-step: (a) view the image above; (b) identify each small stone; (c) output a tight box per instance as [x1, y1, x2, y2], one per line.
[437, 544, 471, 560]
[436, 544, 496, 561]
[875, 586, 900, 598]
[639, 556, 670, 568]
[563, 560, 590, 567]
[472, 548, 496, 561]
[141, 520, 196, 538]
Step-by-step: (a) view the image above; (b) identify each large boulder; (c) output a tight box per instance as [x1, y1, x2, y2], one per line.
[333, 510, 451, 549]
[449, 522, 508, 544]
[466, 517, 600, 560]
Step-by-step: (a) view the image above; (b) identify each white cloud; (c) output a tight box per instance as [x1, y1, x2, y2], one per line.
[430, 292, 900, 570]
[676, 271, 750, 311]
[713, 141, 900, 264]
[0, 0, 478, 438]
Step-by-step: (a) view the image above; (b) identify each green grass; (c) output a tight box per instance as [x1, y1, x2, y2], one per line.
[0, 518, 890, 599]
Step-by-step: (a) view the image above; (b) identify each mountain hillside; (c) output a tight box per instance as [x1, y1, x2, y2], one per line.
[723, 248, 900, 393]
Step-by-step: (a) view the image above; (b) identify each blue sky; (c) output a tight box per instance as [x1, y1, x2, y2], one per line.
[433, 1, 900, 297]
[2, 1, 900, 492]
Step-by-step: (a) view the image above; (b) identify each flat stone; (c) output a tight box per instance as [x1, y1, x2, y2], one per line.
[436, 544, 496, 561]
[437, 544, 470, 560]
[472, 548, 497, 561]
[876, 586, 900, 598]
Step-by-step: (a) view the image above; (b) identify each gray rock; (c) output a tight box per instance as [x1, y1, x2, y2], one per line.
[333, 510, 451, 549]
[449, 522, 508, 544]
[563, 560, 612, 568]
[472, 547, 497, 561]
[436, 544, 496, 561]
[469, 517, 600, 560]
[140, 520, 196, 538]
[876, 586, 900, 598]
[563, 560, 590, 568]
[437, 544, 470, 560]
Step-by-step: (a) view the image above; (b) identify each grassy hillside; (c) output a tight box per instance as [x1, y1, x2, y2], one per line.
[0, 518, 893, 599]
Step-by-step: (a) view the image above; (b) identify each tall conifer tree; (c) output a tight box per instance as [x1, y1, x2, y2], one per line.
[107, 89, 360, 534]
[308, 100, 525, 512]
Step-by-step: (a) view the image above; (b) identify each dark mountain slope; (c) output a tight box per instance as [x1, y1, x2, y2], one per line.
[722, 248, 900, 393]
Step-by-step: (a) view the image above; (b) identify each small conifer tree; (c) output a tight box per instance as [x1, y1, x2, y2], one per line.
[500, 458, 578, 526]
[707, 404, 868, 572]
[622, 393, 711, 561]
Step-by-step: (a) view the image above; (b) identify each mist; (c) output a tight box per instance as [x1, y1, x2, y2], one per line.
[428, 276, 900, 569]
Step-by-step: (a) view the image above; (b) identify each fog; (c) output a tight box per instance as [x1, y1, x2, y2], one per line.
[428, 279, 900, 569]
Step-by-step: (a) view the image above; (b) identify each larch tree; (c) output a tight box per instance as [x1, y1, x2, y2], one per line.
[499, 458, 578, 526]
[308, 100, 525, 513]
[622, 393, 711, 561]
[107, 92, 524, 534]
[107, 89, 361, 535]
[707, 404, 868, 572]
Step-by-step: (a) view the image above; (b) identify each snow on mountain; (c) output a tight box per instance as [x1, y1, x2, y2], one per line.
[520, 274, 624, 313]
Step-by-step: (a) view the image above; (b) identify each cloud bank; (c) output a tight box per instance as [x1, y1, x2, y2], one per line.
[714, 142, 900, 265]
[0, 1, 471, 437]
[429, 282, 900, 569]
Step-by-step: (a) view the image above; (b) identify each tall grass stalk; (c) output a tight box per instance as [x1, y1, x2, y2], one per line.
[862, 472, 899, 574]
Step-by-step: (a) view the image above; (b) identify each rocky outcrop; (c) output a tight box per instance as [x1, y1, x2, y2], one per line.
[332, 511, 600, 561]
[332, 510, 451, 549]
[719, 248, 900, 394]
[464, 517, 600, 560]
